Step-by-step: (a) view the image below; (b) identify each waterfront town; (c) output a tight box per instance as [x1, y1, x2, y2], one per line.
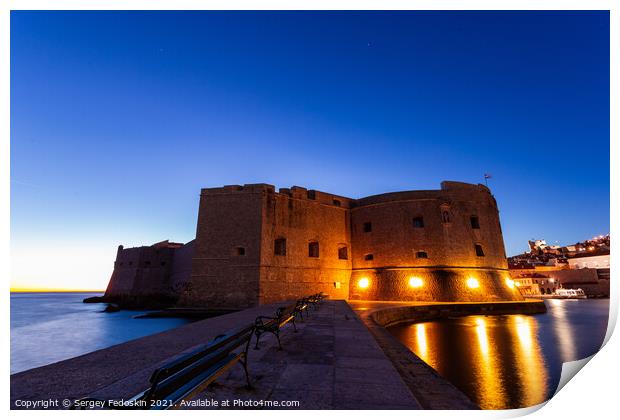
[508, 234, 610, 298]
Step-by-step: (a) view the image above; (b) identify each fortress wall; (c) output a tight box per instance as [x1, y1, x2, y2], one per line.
[350, 182, 506, 269]
[258, 187, 352, 303]
[349, 182, 519, 302]
[105, 241, 189, 305]
[105, 246, 141, 297]
[130, 246, 175, 298]
[180, 185, 266, 309]
[169, 240, 195, 294]
[349, 268, 521, 302]
[107, 181, 519, 308]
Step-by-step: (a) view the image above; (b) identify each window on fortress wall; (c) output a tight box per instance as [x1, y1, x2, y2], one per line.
[441, 210, 451, 223]
[413, 217, 424, 228]
[145, 261, 151, 266]
[333, 199, 341, 207]
[274, 238, 287, 256]
[364, 253, 374, 261]
[235, 247, 246, 256]
[309, 241, 320, 258]
[307, 190, 316, 200]
[161, 261, 166, 266]
[363, 222, 372, 232]
[416, 251, 428, 259]
[470, 216, 480, 229]
[475, 244, 485, 257]
[338, 246, 348, 260]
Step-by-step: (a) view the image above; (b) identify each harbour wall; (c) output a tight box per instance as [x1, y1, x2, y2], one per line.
[367, 300, 547, 328]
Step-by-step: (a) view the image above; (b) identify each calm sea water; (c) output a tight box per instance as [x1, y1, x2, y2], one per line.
[10, 293, 192, 374]
[388, 299, 610, 409]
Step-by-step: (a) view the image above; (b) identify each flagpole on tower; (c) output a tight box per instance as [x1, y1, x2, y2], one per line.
[484, 173, 492, 187]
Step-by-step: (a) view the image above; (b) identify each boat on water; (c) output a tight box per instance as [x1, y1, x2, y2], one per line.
[520, 287, 587, 300]
[553, 287, 587, 299]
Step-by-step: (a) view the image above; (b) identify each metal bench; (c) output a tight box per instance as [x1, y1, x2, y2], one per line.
[295, 299, 310, 320]
[254, 304, 300, 350]
[305, 292, 326, 310]
[71, 324, 255, 410]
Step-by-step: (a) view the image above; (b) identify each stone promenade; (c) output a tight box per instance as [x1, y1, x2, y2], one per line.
[11, 300, 421, 410]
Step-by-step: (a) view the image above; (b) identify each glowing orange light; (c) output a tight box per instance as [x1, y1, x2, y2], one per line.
[515, 281, 521, 287]
[408, 277, 424, 288]
[416, 324, 428, 358]
[358, 278, 370, 289]
[505, 278, 515, 289]
[475, 317, 489, 355]
[467, 277, 480, 289]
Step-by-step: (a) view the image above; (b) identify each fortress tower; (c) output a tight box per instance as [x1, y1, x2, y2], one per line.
[179, 181, 522, 309]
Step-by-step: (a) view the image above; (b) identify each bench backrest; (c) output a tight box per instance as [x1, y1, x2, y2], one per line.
[276, 304, 297, 319]
[144, 323, 254, 402]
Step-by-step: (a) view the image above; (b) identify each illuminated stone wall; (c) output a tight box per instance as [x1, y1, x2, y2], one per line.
[349, 181, 522, 302]
[349, 268, 521, 302]
[180, 184, 351, 309]
[180, 181, 522, 309]
[259, 186, 352, 303]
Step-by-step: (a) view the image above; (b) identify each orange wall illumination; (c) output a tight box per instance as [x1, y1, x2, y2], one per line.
[408, 277, 424, 288]
[358, 277, 370, 289]
[467, 277, 480, 289]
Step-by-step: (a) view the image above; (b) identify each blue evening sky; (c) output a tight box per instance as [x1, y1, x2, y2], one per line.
[10, 11, 609, 290]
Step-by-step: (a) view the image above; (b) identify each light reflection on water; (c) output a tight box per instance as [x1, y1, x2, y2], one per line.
[387, 299, 609, 409]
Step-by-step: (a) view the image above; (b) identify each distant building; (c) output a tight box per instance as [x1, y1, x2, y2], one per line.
[568, 251, 610, 269]
[513, 274, 559, 296]
[528, 239, 547, 253]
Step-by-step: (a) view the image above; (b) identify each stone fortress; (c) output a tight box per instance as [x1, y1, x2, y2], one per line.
[104, 181, 523, 309]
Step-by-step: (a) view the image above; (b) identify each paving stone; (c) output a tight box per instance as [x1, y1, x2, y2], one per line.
[274, 364, 334, 391]
[335, 366, 401, 385]
[335, 356, 394, 370]
[333, 382, 419, 409]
